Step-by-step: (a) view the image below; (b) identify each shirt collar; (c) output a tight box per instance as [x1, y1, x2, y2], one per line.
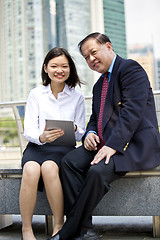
[41, 83, 72, 96]
[62, 84, 72, 96]
[41, 84, 51, 92]
[101, 54, 117, 80]
[108, 54, 116, 74]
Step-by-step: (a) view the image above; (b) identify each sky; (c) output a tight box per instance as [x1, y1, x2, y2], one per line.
[125, 0, 160, 58]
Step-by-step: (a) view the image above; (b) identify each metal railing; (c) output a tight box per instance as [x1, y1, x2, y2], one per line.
[0, 91, 160, 157]
[0, 101, 26, 155]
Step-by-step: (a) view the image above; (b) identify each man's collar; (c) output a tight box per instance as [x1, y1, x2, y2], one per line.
[101, 54, 117, 79]
[108, 54, 117, 74]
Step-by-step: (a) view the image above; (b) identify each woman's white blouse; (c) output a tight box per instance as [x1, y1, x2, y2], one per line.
[24, 84, 86, 145]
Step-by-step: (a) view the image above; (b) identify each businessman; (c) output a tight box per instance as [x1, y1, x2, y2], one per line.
[47, 33, 160, 240]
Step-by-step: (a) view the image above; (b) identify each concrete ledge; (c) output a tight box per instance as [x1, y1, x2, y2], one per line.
[1, 166, 160, 237]
[0, 169, 160, 216]
[0, 215, 12, 229]
[93, 177, 160, 216]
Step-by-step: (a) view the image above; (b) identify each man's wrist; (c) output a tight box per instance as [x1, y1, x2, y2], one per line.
[85, 130, 97, 138]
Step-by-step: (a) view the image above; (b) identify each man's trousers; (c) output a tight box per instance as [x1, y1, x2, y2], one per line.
[60, 145, 125, 240]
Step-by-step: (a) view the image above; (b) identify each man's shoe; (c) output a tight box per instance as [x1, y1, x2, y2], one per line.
[82, 229, 101, 240]
[73, 229, 101, 240]
[47, 233, 62, 240]
[72, 234, 82, 240]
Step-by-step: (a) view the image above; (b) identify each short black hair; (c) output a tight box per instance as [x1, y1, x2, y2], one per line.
[78, 32, 111, 55]
[41, 47, 82, 88]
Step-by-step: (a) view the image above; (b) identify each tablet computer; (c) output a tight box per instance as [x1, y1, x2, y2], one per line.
[46, 119, 76, 146]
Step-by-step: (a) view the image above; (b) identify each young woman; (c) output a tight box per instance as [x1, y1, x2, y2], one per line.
[19, 47, 86, 240]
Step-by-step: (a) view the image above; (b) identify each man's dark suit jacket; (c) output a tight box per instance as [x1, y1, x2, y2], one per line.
[86, 55, 160, 172]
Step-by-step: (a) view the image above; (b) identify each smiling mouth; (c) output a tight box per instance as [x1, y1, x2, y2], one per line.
[93, 62, 100, 68]
[55, 75, 64, 79]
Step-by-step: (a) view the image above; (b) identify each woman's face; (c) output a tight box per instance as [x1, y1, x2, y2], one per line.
[44, 54, 70, 84]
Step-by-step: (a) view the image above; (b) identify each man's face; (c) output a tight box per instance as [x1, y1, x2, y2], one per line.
[81, 38, 115, 74]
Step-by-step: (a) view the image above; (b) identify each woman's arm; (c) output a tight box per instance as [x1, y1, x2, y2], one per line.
[74, 94, 86, 142]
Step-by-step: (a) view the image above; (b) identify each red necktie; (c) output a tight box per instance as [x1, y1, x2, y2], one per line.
[97, 72, 109, 149]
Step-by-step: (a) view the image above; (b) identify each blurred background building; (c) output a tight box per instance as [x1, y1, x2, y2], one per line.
[155, 59, 160, 90]
[0, 0, 126, 102]
[56, 0, 127, 96]
[128, 44, 155, 89]
[0, 0, 53, 101]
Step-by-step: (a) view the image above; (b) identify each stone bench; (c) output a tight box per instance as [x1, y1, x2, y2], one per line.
[0, 165, 160, 237]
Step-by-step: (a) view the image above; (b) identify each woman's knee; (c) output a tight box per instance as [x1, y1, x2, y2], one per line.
[22, 161, 41, 183]
[41, 161, 59, 180]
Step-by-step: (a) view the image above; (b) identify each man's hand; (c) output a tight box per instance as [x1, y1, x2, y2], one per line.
[91, 145, 117, 165]
[39, 126, 64, 143]
[84, 132, 100, 151]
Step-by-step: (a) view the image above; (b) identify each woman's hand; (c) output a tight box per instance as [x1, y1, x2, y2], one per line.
[39, 126, 64, 143]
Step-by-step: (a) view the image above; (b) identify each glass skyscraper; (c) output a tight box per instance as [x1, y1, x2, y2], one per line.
[0, 0, 126, 102]
[56, 0, 93, 96]
[0, 0, 26, 101]
[103, 0, 127, 58]
[0, 0, 55, 101]
[55, 0, 127, 97]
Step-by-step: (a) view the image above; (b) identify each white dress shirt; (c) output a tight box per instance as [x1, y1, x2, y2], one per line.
[24, 84, 86, 145]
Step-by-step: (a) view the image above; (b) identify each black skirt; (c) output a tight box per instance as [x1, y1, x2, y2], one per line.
[22, 142, 75, 191]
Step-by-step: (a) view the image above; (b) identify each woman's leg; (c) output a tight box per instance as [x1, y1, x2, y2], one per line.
[19, 161, 41, 240]
[41, 160, 64, 236]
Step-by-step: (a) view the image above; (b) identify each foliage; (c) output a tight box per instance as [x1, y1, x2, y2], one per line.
[0, 117, 24, 146]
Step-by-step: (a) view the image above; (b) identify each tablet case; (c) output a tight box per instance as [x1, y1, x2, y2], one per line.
[46, 119, 76, 146]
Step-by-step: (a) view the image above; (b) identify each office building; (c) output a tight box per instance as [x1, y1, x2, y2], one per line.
[155, 59, 160, 90]
[128, 44, 155, 90]
[103, 0, 127, 58]
[154, 59, 160, 126]
[56, 0, 127, 97]
[0, 0, 55, 102]
[56, 0, 94, 97]
[0, 0, 126, 102]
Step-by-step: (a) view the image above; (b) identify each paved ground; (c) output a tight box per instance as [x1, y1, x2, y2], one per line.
[0, 215, 159, 240]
